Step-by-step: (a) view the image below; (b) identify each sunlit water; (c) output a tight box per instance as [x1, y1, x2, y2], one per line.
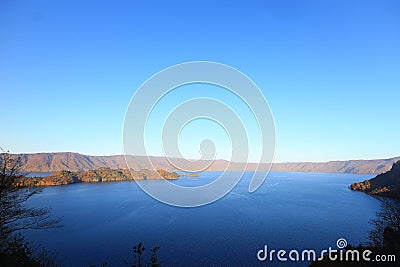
[24, 171, 380, 266]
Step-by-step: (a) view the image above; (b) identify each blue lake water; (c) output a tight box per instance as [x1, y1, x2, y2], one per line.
[24, 171, 380, 266]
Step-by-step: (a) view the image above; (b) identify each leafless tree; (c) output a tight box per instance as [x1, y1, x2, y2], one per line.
[368, 198, 400, 247]
[127, 242, 160, 267]
[0, 149, 61, 244]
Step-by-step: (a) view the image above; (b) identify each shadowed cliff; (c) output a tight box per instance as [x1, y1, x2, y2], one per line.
[350, 161, 400, 199]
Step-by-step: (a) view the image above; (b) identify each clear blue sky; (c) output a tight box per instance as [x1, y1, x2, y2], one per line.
[0, 0, 399, 162]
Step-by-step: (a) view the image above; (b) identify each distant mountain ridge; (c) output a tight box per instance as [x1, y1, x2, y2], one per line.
[8, 152, 400, 174]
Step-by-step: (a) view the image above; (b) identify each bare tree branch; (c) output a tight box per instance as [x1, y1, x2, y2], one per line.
[368, 198, 400, 247]
[1, 149, 62, 245]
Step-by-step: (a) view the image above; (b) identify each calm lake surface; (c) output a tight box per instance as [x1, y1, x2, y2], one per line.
[24, 171, 380, 266]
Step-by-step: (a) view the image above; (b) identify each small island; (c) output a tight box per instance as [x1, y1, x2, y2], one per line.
[17, 167, 180, 187]
[350, 160, 400, 200]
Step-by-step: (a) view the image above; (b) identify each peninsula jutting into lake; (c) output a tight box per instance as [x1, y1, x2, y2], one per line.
[350, 160, 400, 200]
[17, 168, 179, 187]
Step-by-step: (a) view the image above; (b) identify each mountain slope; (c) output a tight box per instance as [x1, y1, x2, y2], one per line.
[350, 160, 400, 199]
[272, 158, 400, 174]
[6, 152, 400, 174]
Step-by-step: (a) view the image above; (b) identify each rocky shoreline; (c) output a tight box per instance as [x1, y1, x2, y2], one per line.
[17, 168, 180, 187]
[349, 161, 400, 199]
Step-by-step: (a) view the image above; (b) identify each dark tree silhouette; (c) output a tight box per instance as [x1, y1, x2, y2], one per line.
[368, 199, 400, 247]
[0, 149, 61, 253]
[149, 246, 161, 267]
[310, 200, 400, 266]
[128, 242, 160, 267]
